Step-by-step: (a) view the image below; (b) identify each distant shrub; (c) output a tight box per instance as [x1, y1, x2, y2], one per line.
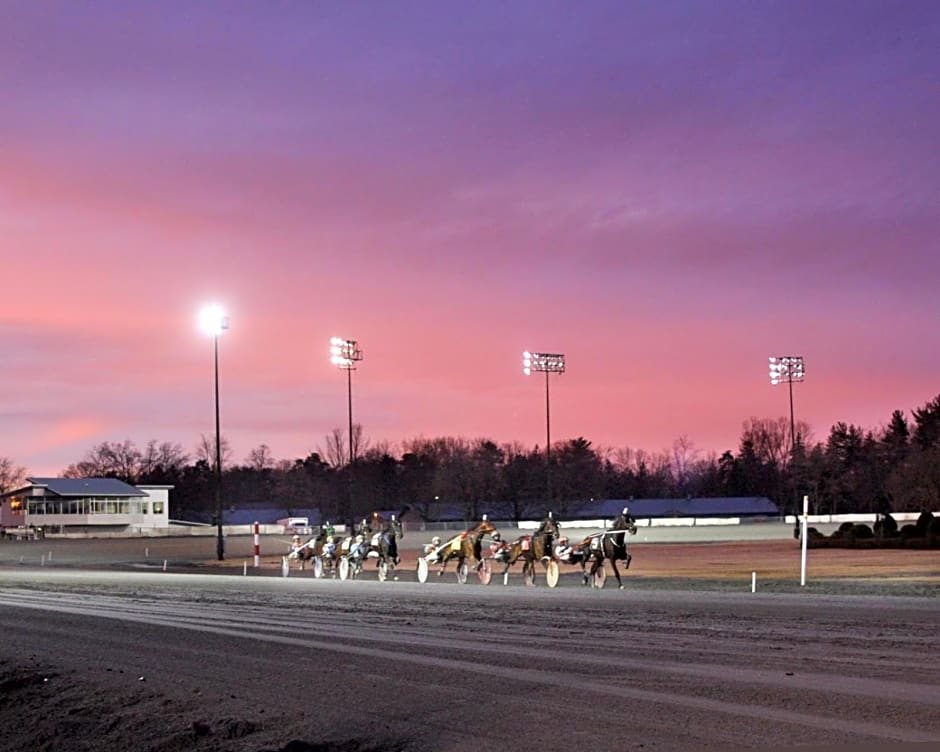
[849, 524, 873, 540]
[874, 513, 898, 539]
[832, 521, 855, 539]
[916, 511, 935, 533]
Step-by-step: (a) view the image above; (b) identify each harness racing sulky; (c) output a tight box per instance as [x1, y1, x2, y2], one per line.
[492, 511, 562, 587]
[417, 516, 501, 584]
[578, 507, 638, 589]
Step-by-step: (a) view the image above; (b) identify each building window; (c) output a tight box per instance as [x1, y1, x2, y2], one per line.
[153, 502, 164, 514]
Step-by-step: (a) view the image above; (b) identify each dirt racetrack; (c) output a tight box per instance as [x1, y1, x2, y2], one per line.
[1, 536, 939, 751]
[3, 535, 938, 589]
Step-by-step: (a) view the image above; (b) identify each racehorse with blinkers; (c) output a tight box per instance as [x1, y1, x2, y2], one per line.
[495, 512, 561, 586]
[581, 507, 637, 589]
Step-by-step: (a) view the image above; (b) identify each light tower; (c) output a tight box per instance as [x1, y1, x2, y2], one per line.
[523, 351, 565, 502]
[199, 304, 230, 561]
[769, 355, 805, 456]
[330, 336, 363, 525]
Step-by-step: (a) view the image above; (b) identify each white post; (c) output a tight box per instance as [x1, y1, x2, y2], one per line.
[751, 571, 756, 593]
[243, 561, 247, 576]
[800, 495, 809, 587]
[145, 547, 149, 559]
[162, 559, 167, 572]
[253, 521, 260, 568]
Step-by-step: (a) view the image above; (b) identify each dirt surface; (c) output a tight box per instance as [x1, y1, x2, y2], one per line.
[1, 537, 939, 751]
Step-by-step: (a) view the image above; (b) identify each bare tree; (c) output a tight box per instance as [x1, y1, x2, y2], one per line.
[671, 435, 700, 490]
[195, 433, 232, 470]
[62, 440, 142, 481]
[245, 443, 275, 472]
[0, 456, 27, 492]
[139, 440, 189, 477]
[320, 424, 369, 468]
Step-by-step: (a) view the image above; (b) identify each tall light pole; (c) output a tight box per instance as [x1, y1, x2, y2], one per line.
[200, 304, 230, 561]
[770, 355, 805, 527]
[330, 336, 363, 526]
[769, 355, 805, 456]
[523, 351, 565, 502]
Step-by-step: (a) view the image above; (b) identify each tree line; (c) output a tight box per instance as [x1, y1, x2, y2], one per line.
[2, 394, 939, 525]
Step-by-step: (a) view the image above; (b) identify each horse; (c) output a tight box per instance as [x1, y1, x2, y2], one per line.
[582, 510, 638, 589]
[497, 513, 560, 586]
[285, 529, 345, 577]
[436, 517, 499, 582]
[286, 534, 319, 571]
[367, 513, 404, 581]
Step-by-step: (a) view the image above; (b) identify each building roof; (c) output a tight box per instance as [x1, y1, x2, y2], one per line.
[421, 496, 779, 522]
[26, 477, 147, 498]
[588, 497, 779, 518]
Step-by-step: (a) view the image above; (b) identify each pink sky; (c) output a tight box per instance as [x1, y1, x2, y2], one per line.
[2, 2, 938, 475]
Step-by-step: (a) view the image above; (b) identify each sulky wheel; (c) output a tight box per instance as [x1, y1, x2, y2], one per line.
[313, 556, 324, 579]
[593, 565, 607, 589]
[478, 558, 492, 585]
[378, 560, 388, 582]
[416, 557, 429, 583]
[338, 556, 350, 581]
[456, 561, 469, 584]
[545, 560, 560, 588]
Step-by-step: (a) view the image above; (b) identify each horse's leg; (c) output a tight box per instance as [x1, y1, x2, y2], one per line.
[588, 558, 601, 587]
[611, 559, 624, 589]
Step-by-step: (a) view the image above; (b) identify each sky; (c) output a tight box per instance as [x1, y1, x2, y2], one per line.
[2, 1, 938, 475]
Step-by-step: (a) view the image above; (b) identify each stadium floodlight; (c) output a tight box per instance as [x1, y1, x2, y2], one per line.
[523, 351, 566, 501]
[769, 355, 805, 456]
[199, 304, 230, 561]
[330, 336, 362, 370]
[330, 337, 363, 525]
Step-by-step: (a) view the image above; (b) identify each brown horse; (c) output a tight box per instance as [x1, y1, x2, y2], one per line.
[436, 518, 499, 582]
[289, 530, 342, 577]
[582, 510, 638, 589]
[497, 514, 560, 586]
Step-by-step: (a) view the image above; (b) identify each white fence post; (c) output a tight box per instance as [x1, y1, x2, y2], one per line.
[800, 495, 809, 587]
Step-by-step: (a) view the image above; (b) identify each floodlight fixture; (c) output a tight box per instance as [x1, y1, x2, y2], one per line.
[523, 351, 566, 376]
[199, 304, 230, 336]
[769, 355, 805, 386]
[330, 336, 362, 370]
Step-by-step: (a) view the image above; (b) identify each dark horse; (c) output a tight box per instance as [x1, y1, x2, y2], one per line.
[582, 508, 637, 589]
[367, 512, 404, 581]
[497, 513, 560, 586]
[437, 517, 499, 582]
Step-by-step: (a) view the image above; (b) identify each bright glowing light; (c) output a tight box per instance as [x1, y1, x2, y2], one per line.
[199, 305, 230, 336]
[330, 336, 362, 370]
[523, 351, 566, 375]
[768, 355, 804, 384]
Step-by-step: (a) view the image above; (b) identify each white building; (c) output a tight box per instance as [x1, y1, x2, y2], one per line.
[0, 477, 171, 534]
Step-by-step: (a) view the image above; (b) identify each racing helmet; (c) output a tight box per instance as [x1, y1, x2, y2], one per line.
[431, 536, 442, 546]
